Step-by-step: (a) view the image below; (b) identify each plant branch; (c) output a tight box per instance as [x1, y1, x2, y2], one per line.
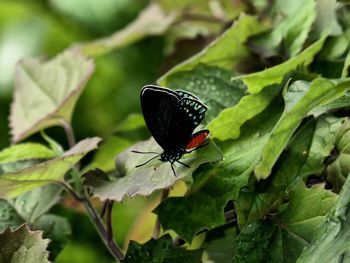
[101, 200, 108, 218]
[56, 181, 85, 201]
[82, 195, 124, 260]
[59, 117, 123, 260]
[153, 188, 170, 239]
[60, 119, 76, 148]
[58, 181, 124, 260]
[106, 200, 114, 243]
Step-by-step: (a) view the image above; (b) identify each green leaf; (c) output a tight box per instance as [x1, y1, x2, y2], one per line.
[33, 214, 71, 260]
[155, 169, 230, 243]
[158, 14, 266, 85]
[10, 49, 95, 143]
[255, 78, 350, 180]
[237, 116, 342, 226]
[123, 234, 203, 263]
[236, 119, 316, 226]
[297, 174, 350, 263]
[276, 184, 336, 240]
[0, 137, 101, 198]
[235, 220, 277, 263]
[342, 51, 350, 78]
[299, 116, 343, 175]
[74, 3, 176, 57]
[0, 199, 23, 231]
[235, 184, 337, 263]
[0, 143, 55, 165]
[313, 0, 342, 38]
[326, 119, 350, 191]
[252, 0, 316, 57]
[166, 64, 246, 122]
[0, 185, 68, 259]
[41, 132, 64, 156]
[87, 137, 222, 202]
[0, 224, 50, 263]
[202, 226, 238, 263]
[310, 92, 350, 117]
[232, 37, 326, 94]
[155, 0, 203, 11]
[207, 84, 281, 140]
[0, 160, 41, 175]
[10, 184, 62, 223]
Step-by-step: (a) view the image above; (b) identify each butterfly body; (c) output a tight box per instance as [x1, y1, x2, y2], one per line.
[135, 85, 209, 175]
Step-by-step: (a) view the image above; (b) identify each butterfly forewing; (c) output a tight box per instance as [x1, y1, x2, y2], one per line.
[141, 85, 180, 150]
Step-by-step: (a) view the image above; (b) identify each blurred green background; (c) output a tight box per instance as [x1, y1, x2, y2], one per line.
[0, 0, 164, 148]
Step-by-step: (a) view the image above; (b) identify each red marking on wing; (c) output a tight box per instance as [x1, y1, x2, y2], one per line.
[186, 130, 210, 150]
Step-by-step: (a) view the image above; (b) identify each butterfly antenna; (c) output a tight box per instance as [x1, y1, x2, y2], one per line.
[135, 154, 160, 168]
[176, 160, 190, 168]
[132, 150, 160, 155]
[170, 163, 177, 177]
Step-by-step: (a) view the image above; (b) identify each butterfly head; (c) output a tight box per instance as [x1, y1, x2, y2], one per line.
[160, 149, 186, 163]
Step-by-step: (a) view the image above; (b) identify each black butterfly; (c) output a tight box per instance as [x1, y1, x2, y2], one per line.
[132, 85, 209, 176]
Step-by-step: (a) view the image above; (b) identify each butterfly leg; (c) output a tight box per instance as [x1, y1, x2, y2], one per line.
[170, 162, 177, 177]
[176, 160, 190, 168]
[135, 154, 160, 168]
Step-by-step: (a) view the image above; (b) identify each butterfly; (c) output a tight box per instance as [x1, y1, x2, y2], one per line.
[132, 85, 209, 176]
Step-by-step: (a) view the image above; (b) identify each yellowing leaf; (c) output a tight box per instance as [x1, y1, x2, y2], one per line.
[10, 50, 95, 143]
[0, 143, 55, 165]
[0, 137, 101, 198]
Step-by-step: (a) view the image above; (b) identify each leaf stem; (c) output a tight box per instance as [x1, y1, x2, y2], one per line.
[59, 181, 124, 260]
[59, 118, 123, 259]
[81, 196, 124, 260]
[153, 188, 170, 239]
[106, 200, 114, 243]
[60, 119, 76, 148]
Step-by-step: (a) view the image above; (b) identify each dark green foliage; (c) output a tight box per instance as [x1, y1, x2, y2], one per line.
[123, 235, 203, 263]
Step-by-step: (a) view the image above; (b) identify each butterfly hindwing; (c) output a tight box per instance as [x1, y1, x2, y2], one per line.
[186, 129, 210, 150]
[165, 97, 207, 150]
[175, 90, 199, 101]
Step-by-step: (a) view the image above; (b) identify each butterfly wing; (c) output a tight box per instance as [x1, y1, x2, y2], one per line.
[165, 97, 208, 150]
[175, 90, 200, 100]
[186, 129, 210, 150]
[140, 85, 180, 150]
